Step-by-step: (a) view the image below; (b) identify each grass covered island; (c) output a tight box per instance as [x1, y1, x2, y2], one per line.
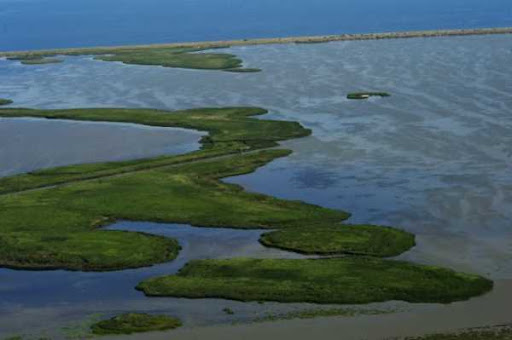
[6, 47, 261, 72]
[0, 99, 13, 106]
[0, 105, 492, 305]
[94, 47, 261, 72]
[91, 313, 182, 335]
[260, 225, 415, 256]
[136, 258, 492, 304]
[347, 92, 391, 100]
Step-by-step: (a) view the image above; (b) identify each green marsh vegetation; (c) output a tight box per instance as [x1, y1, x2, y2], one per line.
[0, 99, 13, 106]
[90, 313, 182, 335]
[7, 55, 63, 65]
[260, 224, 415, 256]
[0, 148, 350, 270]
[6, 47, 260, 72]
[347, 92, 391, 100]
[0, 106, 492, 305]
[94, 47, 261, 72]
[136, 258, 492, 304]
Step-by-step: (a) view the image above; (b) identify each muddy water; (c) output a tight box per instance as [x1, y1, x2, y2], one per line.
[1, 34, 511, 338]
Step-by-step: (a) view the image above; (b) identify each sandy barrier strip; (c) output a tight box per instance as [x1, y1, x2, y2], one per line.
[1, 27, 511, 57]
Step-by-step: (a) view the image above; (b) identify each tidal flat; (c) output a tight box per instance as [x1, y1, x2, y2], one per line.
[1, 34, 512, 339]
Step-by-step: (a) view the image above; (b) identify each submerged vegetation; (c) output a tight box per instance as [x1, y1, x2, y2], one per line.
[254, 307, 392, 323]
[90, 313, 182, 335]
[347, 92, 391, 100]
[136, 258, 493, 304]
[405, 324, 512, 340]
[0, 99, 13, 106]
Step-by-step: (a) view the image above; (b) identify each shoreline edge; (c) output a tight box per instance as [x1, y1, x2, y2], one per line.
[1, 26, 511, 56]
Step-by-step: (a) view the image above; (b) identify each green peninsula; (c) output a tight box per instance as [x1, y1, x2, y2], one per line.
[0, 99, 13, 106]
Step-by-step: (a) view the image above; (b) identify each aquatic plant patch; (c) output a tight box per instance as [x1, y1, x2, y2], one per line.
[404, 324, 512, 340]
[91, 313, 182, 335]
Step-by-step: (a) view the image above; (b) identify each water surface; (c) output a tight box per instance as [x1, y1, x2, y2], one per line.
[0, 0, 511, 51]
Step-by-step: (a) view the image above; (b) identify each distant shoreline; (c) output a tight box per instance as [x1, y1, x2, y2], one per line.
[1, 26, 511, 56]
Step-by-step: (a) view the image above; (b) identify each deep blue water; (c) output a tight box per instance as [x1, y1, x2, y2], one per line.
[0, 0, 511, 51]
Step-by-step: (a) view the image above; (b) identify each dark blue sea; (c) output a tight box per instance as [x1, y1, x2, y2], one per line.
[1, 0, 511, 51]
